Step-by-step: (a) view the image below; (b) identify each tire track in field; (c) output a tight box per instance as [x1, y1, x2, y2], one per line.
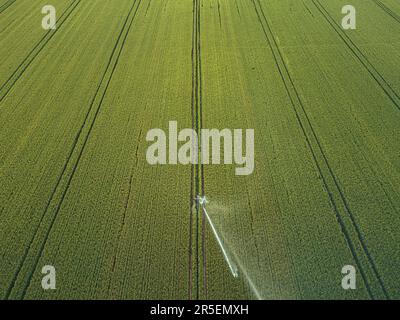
[217, 1, 222, 28]
[196, 0, 207, 300]
[311, 0, 400, 112]
[197, 0, 207, 300]
[188, 0, 196, 300]
[194, 0, 201, 300]
[0, 0, 16, 14]
[107, 127, 142, 297]
[0, 0, 81, 103]
[191, 0, 201, 300]
[4, 0, 143, 300]
[252, 0, 389, 299]
[189, 0, 207, 300]
[371, 0, 400, 24]
[302, 0, 315, 17]
[234, 0, 241, 18]
[144, 0, 152, 16]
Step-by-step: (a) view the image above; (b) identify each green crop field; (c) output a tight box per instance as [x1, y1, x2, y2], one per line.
[0, 0, 399, 300]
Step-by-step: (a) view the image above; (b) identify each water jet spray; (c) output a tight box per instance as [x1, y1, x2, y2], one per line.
[196, 196, 239, 278]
